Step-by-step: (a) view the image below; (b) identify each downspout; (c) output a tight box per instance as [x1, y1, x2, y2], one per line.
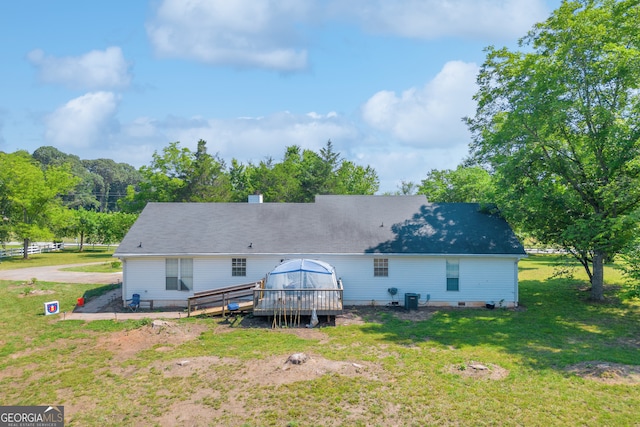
[513, 259, 519, 307]
[121, 259, 127, 307]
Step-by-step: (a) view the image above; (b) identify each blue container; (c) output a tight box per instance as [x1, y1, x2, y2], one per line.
[227, 302, 240, 311]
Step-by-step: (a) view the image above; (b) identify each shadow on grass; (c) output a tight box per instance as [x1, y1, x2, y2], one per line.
[355, 278, 640, 371]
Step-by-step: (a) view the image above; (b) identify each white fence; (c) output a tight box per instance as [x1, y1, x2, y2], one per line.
[0, 243, 64, 259]
[525, 248, 568, 255]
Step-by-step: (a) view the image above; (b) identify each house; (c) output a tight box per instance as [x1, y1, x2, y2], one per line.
[114, 195, 526, 309]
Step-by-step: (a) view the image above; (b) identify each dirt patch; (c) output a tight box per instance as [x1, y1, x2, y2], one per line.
[391, 308, 436, 321]
[96, 320, 208, 360]
[335, 310, 369, 326]
[152, 352, 387, 426]
[17, 289, 55, 297]
[445, 361, 510, 380]
[565, 361, 640, 385]
[153, 352, 383, 386]
[247, 353, 383, 385]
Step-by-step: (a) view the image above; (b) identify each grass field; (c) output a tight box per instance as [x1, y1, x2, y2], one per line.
[0, 254, 638, 426]
[0, 247, 117, 270]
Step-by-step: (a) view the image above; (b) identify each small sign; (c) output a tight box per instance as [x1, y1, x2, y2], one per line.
[44, 301, 60, 316]
[0, 405, 64, 427]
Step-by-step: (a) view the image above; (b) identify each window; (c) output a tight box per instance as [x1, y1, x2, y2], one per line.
[166, 258, 193, 291]
[232, 258, 247, 276]
[446, 260, 459, 291]
[374, 258, 388, 277]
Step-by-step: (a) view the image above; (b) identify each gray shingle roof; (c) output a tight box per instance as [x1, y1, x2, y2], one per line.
[114, 195, 525, 257]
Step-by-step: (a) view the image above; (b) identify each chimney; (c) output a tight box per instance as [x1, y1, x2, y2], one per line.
[248, 193, 263, 204]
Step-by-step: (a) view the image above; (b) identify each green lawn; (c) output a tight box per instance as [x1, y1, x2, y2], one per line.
[60, 261, 122, 273]
[0, 254, 638, 426]
[0, 247, 116, 270]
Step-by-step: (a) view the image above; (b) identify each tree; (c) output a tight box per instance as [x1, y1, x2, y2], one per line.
[619, 237, 640, 299]
[119, 140, 231, 212]
[229, 159, 255, 202]
[32, 146, 100, 210]
[299, 144, 335, 201]
[176, 139, 231, 202]
[395, 181, 418, 196]
[418, 166, 494, 203]
[72, 209, 99, 251]
[96, 211, 138, 246]
[467, 0, 640, 300]
[0, 151, 78, 258]
[247, 149, 305, 202]
[83, 158, 142, 212]
[335, 161, 379, 195]
[230, 142, 378, 203]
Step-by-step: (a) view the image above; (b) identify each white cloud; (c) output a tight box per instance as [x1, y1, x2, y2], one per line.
[44, 92, 120, 149]
[357, 144, 472, 192]
[60, 109, 346, 168]
[156, 111, 359, 163]
[27, 47, 132, 90]
[146, 0, 311, 71]
[145, 0, 547, 72]
[37, 100, 474, 193]
[362, 61, 478, 147]
[35, 61, 481, 193]
[106, 107, 472, 193]
[329, 0, 549, 40]
[362, 60, 479, 148]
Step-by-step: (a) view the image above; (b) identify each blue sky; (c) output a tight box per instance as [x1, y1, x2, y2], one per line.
[0, 0, 560, 193]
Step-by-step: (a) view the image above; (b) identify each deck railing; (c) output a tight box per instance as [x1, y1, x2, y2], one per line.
[252, 288, 343, 317]
[187, 281, 261, 317]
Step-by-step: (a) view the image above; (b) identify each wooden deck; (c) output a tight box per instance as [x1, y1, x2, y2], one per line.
[252, 288, 343, 317]
[186, 281, 343, 321]
[188, 300, 254, 317]
[187, 281, 261, 317]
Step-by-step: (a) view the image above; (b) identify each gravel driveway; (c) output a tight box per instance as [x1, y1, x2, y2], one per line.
[0, 263, 122, 284]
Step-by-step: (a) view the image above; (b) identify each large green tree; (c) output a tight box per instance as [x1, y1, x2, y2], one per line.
[122, 139, 378, 209]
[240, 147, 305, 202]
[0, 151, 78, 258]
[83, 158, 141, 212]
[119, 140, 231, 212]
[418, 166, 494, 203]
[467, 0, 640, 300]
[32, 146, 100, 210]
[176, 139, 231, 202]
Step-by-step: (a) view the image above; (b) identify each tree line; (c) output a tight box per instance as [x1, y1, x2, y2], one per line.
[0, 140, 382, 257]
[117, 139, 380, 212]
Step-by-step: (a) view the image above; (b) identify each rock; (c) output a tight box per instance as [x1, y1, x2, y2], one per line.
[287, 353, 309, 365]
[152, 320, 172, 329]
[469, 363, 488, 371]
[177, 360, 190, 366]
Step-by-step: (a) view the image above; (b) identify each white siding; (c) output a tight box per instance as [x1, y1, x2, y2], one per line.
[318, 255, 519, 307]
[459, 257, 518, 305]
[194, 256, 285, 292]
[122, 254, 520, 308]
[122, 258, 184, 305]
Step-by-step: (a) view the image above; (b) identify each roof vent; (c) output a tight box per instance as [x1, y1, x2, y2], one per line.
[248, 194, 263, 204]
